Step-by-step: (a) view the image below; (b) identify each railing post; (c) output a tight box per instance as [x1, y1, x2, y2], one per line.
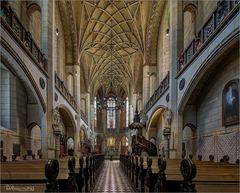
[67, 157, 78, 192]
[45, 159, 59, 192]
[135, 156, 139, 190]
[89, 156, 93, 188]
[131, 156, 135, 183]
[139, 157, 145, 192]
[156, 155, 167, 192]
[84, 156, 89, 192]
[77, 157, 84, 192]
[180, 158, 196, 192]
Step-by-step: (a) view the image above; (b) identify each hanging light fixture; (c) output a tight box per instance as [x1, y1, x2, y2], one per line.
[166, 28, 169, 36]
[56, 28, 59, 36]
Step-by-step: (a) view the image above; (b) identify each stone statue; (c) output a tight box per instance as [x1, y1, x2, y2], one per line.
[52, 108, 62, 133]
[163, 108, 172, 129]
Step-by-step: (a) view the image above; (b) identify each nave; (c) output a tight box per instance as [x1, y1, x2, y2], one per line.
[1, 1, 240, 193]
[91, 160, 134, 192]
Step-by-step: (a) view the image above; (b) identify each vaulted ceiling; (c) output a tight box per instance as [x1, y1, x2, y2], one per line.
[58, 0, 166, 97]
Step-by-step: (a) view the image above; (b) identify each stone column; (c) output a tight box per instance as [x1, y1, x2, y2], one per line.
[102, 108, 107, 133]
[73, 63, 81, 157]
[132, 93, 137, 112]
[149, 73, 157, 97]
[142, 65, 150, 106]
[169, 0, 184, 158]
[74, 125, 80, 157]
[142, 65, 157, 106]
[90, 102, 95, 130]
[86, 93, 91, 128]
[41, 0, 54, 159]
[116, 108, 120, 129]
[54, 131, 61, 159]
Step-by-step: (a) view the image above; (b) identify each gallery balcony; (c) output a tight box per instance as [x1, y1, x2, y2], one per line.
[0, 6, 48, 75]
[176, 0, 239, 108]
[55, 72, 77, 112]
[177, 1, 239, 74]
[80, 110, 88, 126]
[145, 71, 170, 113]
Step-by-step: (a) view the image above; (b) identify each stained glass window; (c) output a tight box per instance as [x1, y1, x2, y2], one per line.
[107, 97, 116, 128]
[126, 97, 129, 127]
[94, 97, 97, 128]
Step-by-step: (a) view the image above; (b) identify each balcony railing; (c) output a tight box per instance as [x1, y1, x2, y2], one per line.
[80, 110, 88, 125]
[119, 127, 129, 133]
[106, 128, 116, 134]
[178, 0, 239, 74]
[55, 72, 77, 111]
[145, 71, 170, 112]
[0, 5, 48, 74]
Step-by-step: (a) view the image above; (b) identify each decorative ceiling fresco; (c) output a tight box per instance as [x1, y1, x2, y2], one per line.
[58, 0, 166, 97]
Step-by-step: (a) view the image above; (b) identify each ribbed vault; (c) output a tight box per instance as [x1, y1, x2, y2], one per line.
[60, 0, 165, 97]
[77, 0, 147, 96]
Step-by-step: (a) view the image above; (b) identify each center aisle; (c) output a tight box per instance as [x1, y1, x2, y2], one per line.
[91, 160, 135, 192]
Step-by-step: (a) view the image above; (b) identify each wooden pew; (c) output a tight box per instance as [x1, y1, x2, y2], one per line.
[120, 154, 239, 192]
[153, 157, 239, 192]
[1, 154, 105, 192]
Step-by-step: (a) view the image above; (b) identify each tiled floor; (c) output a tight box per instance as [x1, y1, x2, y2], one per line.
[91, 160, 135, 192]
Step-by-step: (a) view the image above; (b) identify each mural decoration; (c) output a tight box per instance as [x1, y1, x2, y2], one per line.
[222, 79, 239, 126]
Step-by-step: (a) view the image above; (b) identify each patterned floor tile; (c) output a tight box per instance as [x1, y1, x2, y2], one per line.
[91, 160, 134, 192]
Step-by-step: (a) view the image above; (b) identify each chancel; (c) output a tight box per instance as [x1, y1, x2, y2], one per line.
[0, 0, 239, 192]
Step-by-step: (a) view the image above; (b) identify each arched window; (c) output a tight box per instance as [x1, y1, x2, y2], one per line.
[126, 97, 129, 127]
[27, 2, 41, 48]
[94, 97, 97, 128]
[183, 4, 197, 49]
[107, 97, 116, 128]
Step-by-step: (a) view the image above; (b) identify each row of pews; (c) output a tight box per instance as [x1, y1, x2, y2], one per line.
[1, 154, 104, 192]
[120, 154, 239, 192]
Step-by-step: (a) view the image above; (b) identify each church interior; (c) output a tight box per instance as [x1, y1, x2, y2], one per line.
[0, 0, 239, 192]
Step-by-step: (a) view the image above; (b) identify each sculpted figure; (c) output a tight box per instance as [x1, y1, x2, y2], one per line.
[163, 108, 172, 128]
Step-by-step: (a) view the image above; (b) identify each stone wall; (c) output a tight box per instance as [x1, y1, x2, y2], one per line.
[55, 4, 66, 81]
[183, 48, 239, 163]
[196, 1, 218, 32]
[157, 2, 170, 82]
[197, 50, 239, 134]
[9, 1, 41, 47]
